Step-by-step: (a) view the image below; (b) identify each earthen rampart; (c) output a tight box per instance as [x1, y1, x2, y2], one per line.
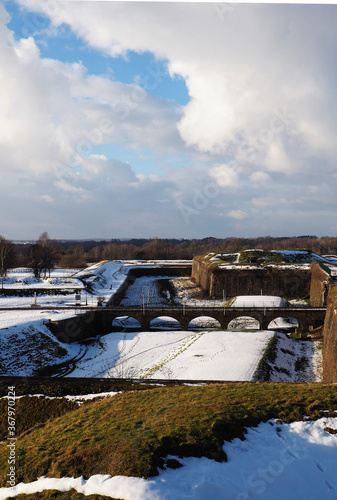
[192, 256, 311, 299]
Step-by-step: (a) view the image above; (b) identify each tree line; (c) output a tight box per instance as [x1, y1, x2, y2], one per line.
[1, 233, 337, 276]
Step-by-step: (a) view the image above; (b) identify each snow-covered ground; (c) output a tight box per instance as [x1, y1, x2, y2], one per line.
[268, 332, 322, 383]
[120, 276, 178, 307]
[74, 260, 191, 304]
[67, 330, 274, 380]
[231, 295, 289, 307]
[1, 415, 337, 500]
[1, 269, 84, 291]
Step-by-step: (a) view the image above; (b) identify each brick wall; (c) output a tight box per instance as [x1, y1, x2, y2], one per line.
[310, 261, 330, 307]
[322, 284, 337, 382]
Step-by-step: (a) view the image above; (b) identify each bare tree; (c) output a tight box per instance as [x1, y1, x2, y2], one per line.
[0, 236, 16, 278]
[28, 232, 58, 278]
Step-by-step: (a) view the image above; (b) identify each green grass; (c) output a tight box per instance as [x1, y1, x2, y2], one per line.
[0, 396, 79, 442]
[1, 383, 337, 490]
[11, 493, 115, 500]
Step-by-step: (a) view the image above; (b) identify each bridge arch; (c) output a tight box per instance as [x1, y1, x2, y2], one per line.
[188, 316, 221, 329]
[150, 316, 181, 330]
[112, 316, 141, 330]
[227, 316, 260, 330]
[267, 316, 299, 330]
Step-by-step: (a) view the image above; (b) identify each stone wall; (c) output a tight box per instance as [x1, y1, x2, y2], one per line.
[192, 256, 311, 299]
[48, 311, 97, 343]
[310, 261, 330, 307]
[322, 284, 337, 382]
[191, 256, 215, 293]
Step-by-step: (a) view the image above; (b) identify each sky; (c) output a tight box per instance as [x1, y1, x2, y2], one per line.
[1, 0, 337, 240]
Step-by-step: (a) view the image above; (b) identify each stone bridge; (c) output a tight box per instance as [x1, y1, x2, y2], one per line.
[48, 305, 327, 342]
[97, 305, 326, 334]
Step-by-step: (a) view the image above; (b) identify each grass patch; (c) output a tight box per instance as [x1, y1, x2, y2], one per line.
[0, 396, 78, 442]
[1, 383, 337, 488]
[11, 492, 115, 499]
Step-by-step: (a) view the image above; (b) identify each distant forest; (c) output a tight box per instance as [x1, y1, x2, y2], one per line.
[8, 234, 337, 269]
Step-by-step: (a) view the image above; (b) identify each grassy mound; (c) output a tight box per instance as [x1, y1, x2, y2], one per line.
[0, 383, 336, 488]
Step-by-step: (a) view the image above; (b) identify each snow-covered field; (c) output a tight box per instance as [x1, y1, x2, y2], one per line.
[67, 329, 275, 380]
[1, 415, 337, 500]
[231, 295, 289, 307]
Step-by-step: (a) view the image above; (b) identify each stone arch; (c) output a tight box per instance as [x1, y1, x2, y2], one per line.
[150, 316, 181, 330]
[227, 316, 260, 330]
[112, 316, 141, 330]
[267, 316, 299, 330]
[188, 316, 221, 329]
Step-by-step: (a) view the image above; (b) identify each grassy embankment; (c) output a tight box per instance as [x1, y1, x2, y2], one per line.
[0, 383, 337, 500]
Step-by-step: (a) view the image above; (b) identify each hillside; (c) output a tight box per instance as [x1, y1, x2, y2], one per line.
[0, 384, 337, 499]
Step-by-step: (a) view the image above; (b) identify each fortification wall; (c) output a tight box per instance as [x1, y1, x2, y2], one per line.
[192, 256, 311, 299]
[310, 261, 330, 307]
[192, 256, 217, 294]
[322, 284, 337, 382]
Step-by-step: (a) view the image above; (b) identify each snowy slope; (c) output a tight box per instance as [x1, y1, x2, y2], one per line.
[1, 416, 337, 500]
[0, 318, 81, 376]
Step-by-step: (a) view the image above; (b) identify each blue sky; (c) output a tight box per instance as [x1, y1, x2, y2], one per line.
[1, 1, 337, 240]
[6, 1, 189, 105]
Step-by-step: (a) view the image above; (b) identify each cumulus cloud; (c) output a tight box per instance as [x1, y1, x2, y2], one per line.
[2, 1, 337, 238]
[16, 1, 337, 167]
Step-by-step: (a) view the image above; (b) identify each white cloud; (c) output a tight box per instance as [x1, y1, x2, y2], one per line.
[228, 209, 248, 220]
[41, 195, 54, 203]
[209, 164, 240, 189]
[16, 2, 337, 170]
[249, 171, 271, 187]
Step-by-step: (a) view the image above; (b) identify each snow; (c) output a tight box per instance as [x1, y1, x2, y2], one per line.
[267, 332, 322, 383]
[1, 416, 337, 500]
[66, 330, 274, 381]
[0, 392, 118, 403]
[0, 318, 82, 376]
[73, 261, 130, 303]
[273, 250, 331, 263]
[232, 295, 289, 308]
[120, 275, 178, 307]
